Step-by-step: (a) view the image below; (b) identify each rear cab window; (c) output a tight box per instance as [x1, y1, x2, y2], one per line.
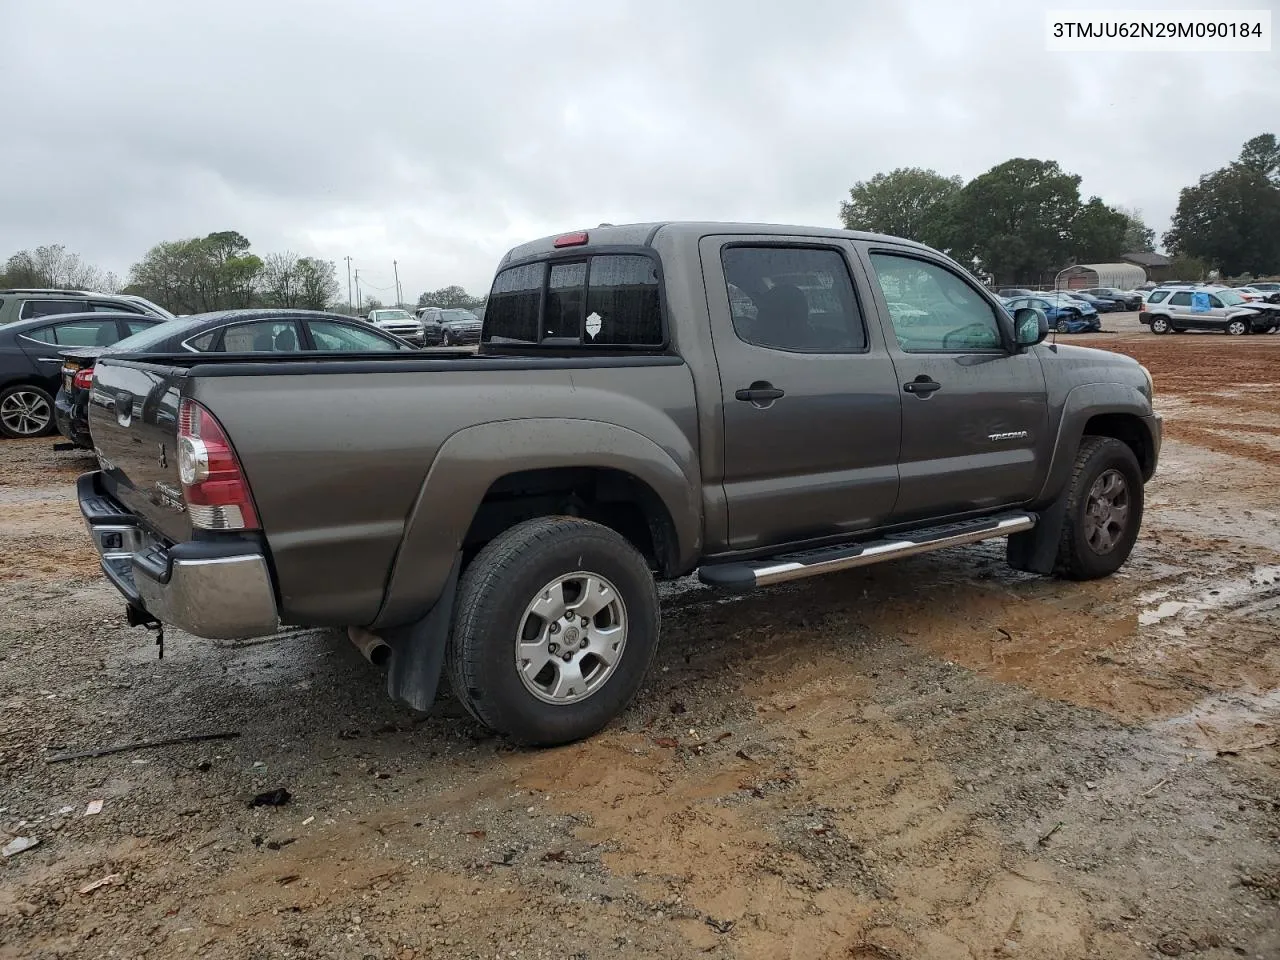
[482, 254, 664, 348]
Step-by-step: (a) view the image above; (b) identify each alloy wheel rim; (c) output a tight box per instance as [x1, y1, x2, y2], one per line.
[1083, 468, 1129, 555]
[0, 390, 52, 436]
[515, 571, 628, 705]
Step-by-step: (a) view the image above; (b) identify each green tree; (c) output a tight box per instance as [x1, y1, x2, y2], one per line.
[416, 285, 483, 309]
[1117, 207, 1155, 253]
[838, 167, 962, 248]
[1164, 134, 1280, 276]
[1237, 133, 1280, 184]
[1070, 198, 1129, 262]
[945, 159, 1081, 285]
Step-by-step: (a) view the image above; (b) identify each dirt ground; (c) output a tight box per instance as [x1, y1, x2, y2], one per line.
[2, 315, 1278, 960]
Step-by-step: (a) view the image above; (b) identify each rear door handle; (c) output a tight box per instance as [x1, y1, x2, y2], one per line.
[735, 381, 785, 406]
[903, 376, 941, 396]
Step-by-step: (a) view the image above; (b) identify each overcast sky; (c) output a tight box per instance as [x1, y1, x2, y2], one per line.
[1, 0, 1276, 300]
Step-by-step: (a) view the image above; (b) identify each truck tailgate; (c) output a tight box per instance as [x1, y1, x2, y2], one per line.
[88, 359, 193, 545]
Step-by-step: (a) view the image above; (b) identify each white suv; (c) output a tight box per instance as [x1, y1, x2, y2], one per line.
[1141, 287, 1277, 335]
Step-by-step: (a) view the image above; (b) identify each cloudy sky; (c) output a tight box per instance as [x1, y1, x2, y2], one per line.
[1, 0, 1275, 301]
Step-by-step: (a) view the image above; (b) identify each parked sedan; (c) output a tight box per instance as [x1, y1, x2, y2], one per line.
[1006, 295, 1101, 333]
[53, 309, 415, 448]
[1057, 290, 1118, 313]
[1235, 283, 1280, 304]
[0, 312, 164, 439]
[1079, 287, 1142, 310]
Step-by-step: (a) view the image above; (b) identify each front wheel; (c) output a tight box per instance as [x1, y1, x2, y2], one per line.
[1054, 436, 1144, 581]
[446, 517, 660, 746]
[1226, 319, 1248, 336]
[0, 384, 56, 439]
[1150, 316, 1170, 334]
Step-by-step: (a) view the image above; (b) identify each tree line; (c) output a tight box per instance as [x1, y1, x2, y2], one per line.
[839, 133, 1278, 284]
[1, 232, 489, 316]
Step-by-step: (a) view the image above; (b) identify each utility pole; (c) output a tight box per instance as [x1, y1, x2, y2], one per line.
[344, 256, 353, 314]
[393, 260, 402, 307]
[354, 269, 362, 314]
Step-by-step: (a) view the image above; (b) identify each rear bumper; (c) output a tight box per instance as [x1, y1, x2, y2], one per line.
[54, 389, 92, 449]
[78, 471, 280, 640]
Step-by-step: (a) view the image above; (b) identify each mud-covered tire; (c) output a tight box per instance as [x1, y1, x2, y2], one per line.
[445, 516, 659, 746]
[1054, 436, 1144, 581]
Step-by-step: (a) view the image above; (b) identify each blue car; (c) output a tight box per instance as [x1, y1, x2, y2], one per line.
[1006, 294, 1101, 333]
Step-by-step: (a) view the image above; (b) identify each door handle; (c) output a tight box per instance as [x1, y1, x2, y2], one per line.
[735, 381, 785, 406]
[903, 376, 941, 396]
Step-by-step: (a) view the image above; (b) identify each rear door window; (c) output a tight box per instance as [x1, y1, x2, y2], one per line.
[91, 301, 142, 314]
[216, 320, 303, 352]
[720, 246, 865, 352]
[124, 319, 156, 336]
[1168, 292, 1193, 306]
[19, 299, 88, 320]
[21, 319, 121, 346]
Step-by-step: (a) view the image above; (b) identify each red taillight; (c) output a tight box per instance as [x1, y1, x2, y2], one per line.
[553, 231, 589, 248]
[177, 398, 259, 530]
[73, 367, 93, 390]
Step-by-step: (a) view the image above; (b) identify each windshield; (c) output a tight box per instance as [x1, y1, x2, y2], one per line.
[1217, 291, 1246, 306]
[441, 309, 478, 322]
[371, 309, 413, 320]
[99, 316, 199, 352]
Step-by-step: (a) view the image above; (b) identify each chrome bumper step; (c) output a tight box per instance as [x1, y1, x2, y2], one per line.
[698, 512, 1036, 589]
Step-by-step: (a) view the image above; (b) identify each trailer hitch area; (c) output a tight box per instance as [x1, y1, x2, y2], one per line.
[126, 604, 165, 659]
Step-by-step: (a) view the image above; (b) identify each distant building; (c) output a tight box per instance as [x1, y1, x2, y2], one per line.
[1054, 262, 1148, 290]
[1120, 251, 1173, 282]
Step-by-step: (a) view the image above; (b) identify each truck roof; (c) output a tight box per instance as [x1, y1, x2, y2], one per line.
[497, 221, 934, 267]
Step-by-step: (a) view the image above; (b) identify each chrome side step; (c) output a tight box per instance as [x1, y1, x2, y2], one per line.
[698, 512, 1036, 589]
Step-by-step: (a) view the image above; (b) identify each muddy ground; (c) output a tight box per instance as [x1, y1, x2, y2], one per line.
[1, 316, 1278, 959]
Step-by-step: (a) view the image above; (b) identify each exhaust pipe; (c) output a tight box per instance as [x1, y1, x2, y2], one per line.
[347, 626, 391, 667]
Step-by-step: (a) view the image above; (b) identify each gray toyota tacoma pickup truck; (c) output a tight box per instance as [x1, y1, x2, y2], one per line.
[80, 222, 1160, 746]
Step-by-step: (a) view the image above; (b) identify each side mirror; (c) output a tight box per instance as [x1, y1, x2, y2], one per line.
[1014, 307, 1050, 347]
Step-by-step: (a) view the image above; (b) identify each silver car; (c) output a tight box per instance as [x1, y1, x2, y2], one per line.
[1142, 287, 1276, 335]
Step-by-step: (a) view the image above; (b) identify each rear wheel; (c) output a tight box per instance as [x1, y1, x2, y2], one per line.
[1149, 316, 1170, 334]
[0, 384, 55, 439]
[1055, 437, 1144, 581]
[1226, 319, 1248, 336]
[446, 517, 660, 746]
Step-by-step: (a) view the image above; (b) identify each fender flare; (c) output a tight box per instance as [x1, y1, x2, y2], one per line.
[371, 417, 702, 630]
[1035, 381, 1155, 504]
[1011, 381, 1156, 575]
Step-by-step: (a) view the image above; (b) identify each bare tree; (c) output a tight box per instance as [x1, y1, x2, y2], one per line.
[262, 251, 301, 307]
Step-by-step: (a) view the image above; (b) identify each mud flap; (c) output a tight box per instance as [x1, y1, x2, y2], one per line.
[383, 553, 462, 712]
[1006, 491, 1068, 575]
